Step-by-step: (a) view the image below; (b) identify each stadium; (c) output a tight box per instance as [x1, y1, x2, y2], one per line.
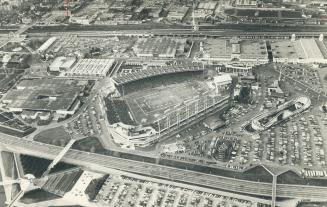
[105, 63, 231, 147]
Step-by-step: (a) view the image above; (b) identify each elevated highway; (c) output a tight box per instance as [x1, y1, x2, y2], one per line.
[0, 134, 327, 199]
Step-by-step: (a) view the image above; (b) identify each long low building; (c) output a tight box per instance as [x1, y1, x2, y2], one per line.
[64, 58, 115, 78]
[271, 38, 327, 64]
[2, 79, 87, 116]
[37, 37, 57, 53]
[200, 37, 269, 65]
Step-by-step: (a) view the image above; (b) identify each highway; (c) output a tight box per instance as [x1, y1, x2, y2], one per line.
[0, 134, 327, 199]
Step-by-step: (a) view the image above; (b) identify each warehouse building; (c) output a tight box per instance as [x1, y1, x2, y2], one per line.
[271, 38, 327, 64]
[2, 79, 87, 117]
[200, 37, 269, 65]
[49, 56, 77, 72]
[37, 37, 57, 53]
[65, 58, 115, 78]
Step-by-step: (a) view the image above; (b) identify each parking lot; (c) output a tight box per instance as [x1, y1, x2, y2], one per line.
[94, 173, 257, 207]
[49, 35, 136, 58]
[67, 103, 102, 138]
[279, 63, 323, 94]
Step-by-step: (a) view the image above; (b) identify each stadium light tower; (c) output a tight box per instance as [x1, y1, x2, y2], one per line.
[64, 0, 70, 17]
[192, 0, 198, 32]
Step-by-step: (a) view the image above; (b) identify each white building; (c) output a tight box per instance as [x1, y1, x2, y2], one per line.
[37, 37, 57, 53]
[109, 122, 159, 147]
[49, 56, 77, 72]
[272, 38, 327, 64]
[200, 38, 269, 65]
[65, 58, 115, 78]
[207, 74, 232, 93]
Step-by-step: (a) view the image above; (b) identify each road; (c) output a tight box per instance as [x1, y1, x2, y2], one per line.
[0, 134, 327, 199]
[25, 23, 327, 34]
[25, 28, 327, 40]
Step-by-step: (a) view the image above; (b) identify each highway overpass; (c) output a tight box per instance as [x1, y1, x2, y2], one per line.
[0, 134, 327, 199]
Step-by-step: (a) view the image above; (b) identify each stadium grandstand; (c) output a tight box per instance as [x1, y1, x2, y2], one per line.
[104, 98, 135, 125]
[105, 63, 231, 147]
[112, 63, 206, 86]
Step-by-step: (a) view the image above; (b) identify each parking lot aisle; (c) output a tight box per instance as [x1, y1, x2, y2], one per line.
[171, 190, 181, 207]
[185, 191, 195, 207]
[134, 183, 146, 206]
[295, 119, 304, 166]
[145, 188, 159, 207]
[307, 115, 319, 166]
[111, 182, 125, 205]
[317, 115, 327, 165]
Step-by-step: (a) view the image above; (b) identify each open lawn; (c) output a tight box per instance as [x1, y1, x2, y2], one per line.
[20, 189, 60, 204]
[125, 81, 209, 125]
[73, 137, 107, 154]
[34, 126, 71, 146]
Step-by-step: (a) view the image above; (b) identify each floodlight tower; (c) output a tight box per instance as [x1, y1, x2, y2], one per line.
[64, 0, 70, 17]
[192, 0, 198, 32]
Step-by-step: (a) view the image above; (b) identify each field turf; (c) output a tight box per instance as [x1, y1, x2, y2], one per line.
[125, 81, 209, 125]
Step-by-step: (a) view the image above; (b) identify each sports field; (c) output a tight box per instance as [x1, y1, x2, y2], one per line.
[125, 81, 210, 125]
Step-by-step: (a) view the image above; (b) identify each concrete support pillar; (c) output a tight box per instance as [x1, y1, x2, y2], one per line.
[291, 34, 296, 42]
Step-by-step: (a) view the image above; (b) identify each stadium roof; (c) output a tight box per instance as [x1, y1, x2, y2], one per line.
[112, 63, 205, 85]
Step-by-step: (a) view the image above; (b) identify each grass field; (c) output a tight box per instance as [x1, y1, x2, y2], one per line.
[20, 189, 60, 204]
[34, 126, 71, 146]
[125, 81, 209, 125]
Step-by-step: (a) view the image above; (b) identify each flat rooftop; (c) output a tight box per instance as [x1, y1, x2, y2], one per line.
[66, 59, 115, 77]
[3, 79, 87, 112]
[204, 39, 267, 60]
[205, 39, 231, 59]
[271, 38, 325, 60]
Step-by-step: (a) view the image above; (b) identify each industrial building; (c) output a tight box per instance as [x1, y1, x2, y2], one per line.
[200, 37, 269, 65]
[37, 37, 57, 53]
[2, 79, 87, 117]
[271, 38, 327, 64]
[167, 6, 189, 22]
[49, 56, 77, 72]
[65, 58, 115, 78]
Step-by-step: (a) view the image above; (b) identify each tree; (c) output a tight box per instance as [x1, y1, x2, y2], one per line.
[237, 86, 252, 104]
